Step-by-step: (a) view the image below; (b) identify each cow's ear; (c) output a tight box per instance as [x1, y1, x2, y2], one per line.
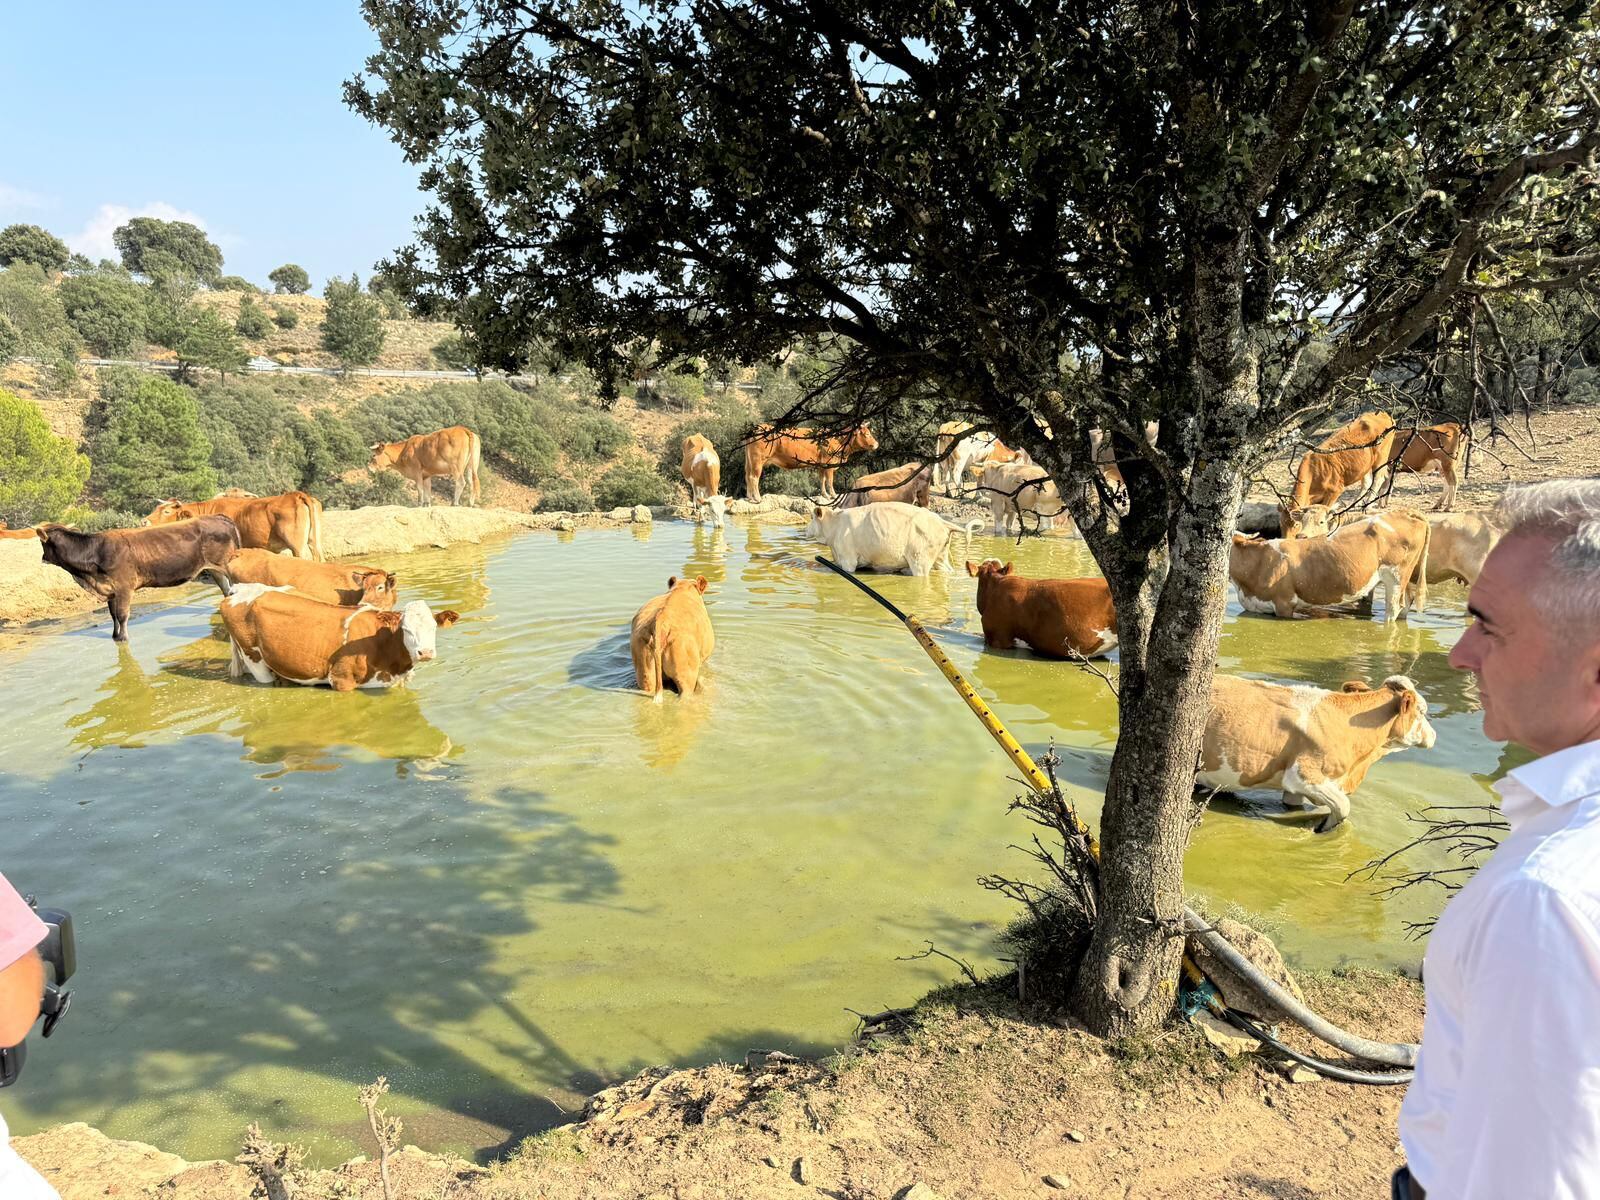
[695, 575, 708, 592]
[965, 560, 978, 576]
[1001, 561, 1014, 575]
[34, 526, 47, 542]
[1341, 680, 1370, 693]
[1396, 689, 1417, 714]
[668, 575, 678, 589]
[434, 610, 460, 627]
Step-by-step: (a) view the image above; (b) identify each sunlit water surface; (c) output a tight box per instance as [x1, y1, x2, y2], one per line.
[1, 519, 1508, 1162]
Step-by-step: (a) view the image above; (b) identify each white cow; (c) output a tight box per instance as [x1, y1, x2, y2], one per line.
[980, 460, 1062, 536]
[806, 501, 983, 577]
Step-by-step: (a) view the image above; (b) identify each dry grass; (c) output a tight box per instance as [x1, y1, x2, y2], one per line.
[190, 291, 457, 370]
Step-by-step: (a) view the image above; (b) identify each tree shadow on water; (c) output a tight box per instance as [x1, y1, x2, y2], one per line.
[7, 745, 624, 1165]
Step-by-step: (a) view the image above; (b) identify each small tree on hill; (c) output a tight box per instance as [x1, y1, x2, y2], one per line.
[92, 375, 216, 509]
[216, 275, 259, 293]
[235, 296, 272, 339]
[0, 316, 18, 366]
[0, 263, 81, 361]
[177, 308, 248, 382]
[59, 270, 148, 357]
[142, 256, 201, 351]
[269, 264, 311, 294]
[113, 218, 223, 284]
[321, 274, 386, 370]
[0, 388, 90, 525]
[0, 224, 71, 274]
[271, 305, 299, 330]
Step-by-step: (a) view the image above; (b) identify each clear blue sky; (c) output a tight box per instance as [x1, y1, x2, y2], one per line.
[1, 2, 425, 291]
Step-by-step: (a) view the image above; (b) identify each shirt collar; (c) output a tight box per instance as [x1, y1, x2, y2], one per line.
[1495, 739, 1600, 829]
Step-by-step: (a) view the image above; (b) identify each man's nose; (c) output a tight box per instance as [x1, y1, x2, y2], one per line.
[1449, 626, 1479, 671]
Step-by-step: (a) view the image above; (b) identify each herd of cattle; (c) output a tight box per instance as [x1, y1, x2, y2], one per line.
[1, 410, 1490, 832]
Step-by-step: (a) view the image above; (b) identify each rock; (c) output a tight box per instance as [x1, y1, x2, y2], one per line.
[896, 1184, 943, 1200]
[763, 1155, 779, 1168]
[794, 1156, 813, 1184]
[1192, 1009, 1262, 1057]
[554, 517, 575, 532]
[606, 506, 631, 521]
[1186, 916, 1306, 1025]
[632, 504, 653, 523]
[1278, 1062, 1320, 1084]
[1044, 1175, 1071, 1190]
[1065, 1129, 1085, 1143]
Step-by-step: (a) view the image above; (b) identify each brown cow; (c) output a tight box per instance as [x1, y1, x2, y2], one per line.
[743, 424, 878, 501]
[220, 584, 458, 690]
[222, 548, 398, 608]
[679, 434, 727, 527]
[1199, 675, 1437, 832]
[1289, 411, 1396, 512]
[630, 575, 715, 699]
[1423, 510, 1502, 587]
[1230, 511, 1430, 622]
[147, 491, 323, 560]
[369, 425, 482, 507]
[838, 462, 933, 509]
[0, 523, 39, 539]
[1276, 502, 1336, 540]
[1384, 422, 1463, 511]
[966, 560, 1118, 658]
[36, 517, 240, 642]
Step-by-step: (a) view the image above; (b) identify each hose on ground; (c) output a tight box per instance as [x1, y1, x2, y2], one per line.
[1221, 1008, 1414, 1086]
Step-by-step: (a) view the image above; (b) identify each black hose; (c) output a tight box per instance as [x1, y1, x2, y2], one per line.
[1221, 1009, 1414, 1086]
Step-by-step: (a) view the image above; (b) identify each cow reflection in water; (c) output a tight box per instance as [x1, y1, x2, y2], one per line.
[631, 680, 714, 769]
[68, 641, 457, 776]
[684, 524, 728, 586]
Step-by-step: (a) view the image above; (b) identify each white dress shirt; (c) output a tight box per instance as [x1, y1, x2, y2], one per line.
[1399, 739, 1600, 1199]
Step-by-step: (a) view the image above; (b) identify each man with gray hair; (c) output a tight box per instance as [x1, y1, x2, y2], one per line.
[1396, 479, 1600, 1199]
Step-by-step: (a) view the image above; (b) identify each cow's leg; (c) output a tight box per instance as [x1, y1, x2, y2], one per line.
[1376, 564, 1403, 623]
[818, 467, 836, 499]
[451, 473, 464, 506]
[1436, 459, 1458, 511]
[108, 590, 132, 642]
[1284, 762, 1353, 833]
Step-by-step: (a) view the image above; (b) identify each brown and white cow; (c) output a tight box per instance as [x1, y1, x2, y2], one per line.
[1289, 411, 1397, 512]
[147, 491, 323, 560]
[220, 584, 458, 690]
[679, 434, 728, 528]
[966, 560, 1117, 659]
[1089, 421, 1160, 491]
[630, 575, 715, 700]
[369, 425, 482, 507]
[1385, 422, 1463, 511]
[838, 462, 933, 509]
[1229, 511, 1430, 621]
[1423, 510, 1501, 587]
[980, 460, 1062, 535]
[1276, 502, 1336, 540]
[222, 548, 397, 609]
[1199, 674, 1437, 832]
[744, 423, 878, 501]
[36, 517, 240, 642]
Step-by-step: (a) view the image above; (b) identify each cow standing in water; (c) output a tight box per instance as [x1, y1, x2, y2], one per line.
[743, 423, 877, 501]
[630, 575, 715, 700]
[370, 425, 482, 507]
[147, 491, 323, 560]
[35, 517, 240, 642]
[679, 434, 728, 528]
[221, 548, 398, 608]
[966, 560, 1118, 659]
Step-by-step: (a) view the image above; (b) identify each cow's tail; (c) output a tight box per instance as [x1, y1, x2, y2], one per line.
[468, 430, 483, 507]
[648, 632, 665, 703]
[306, 494, 324, 562]
[1409, 517, 1430, 614]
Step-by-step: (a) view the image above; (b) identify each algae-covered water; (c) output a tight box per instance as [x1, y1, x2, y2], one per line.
[1, 519, 1504, 1163]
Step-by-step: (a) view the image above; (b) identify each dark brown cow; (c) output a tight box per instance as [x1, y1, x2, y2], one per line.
[35, 517, 240, 642]
[837, 462, 933, 509]
[743, 424, 878, 501]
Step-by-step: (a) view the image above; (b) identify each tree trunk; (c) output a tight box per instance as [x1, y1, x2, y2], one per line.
[1068, 453, 1246, 1036]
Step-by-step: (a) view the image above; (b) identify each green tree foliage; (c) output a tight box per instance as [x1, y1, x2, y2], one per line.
[268, 263, 311, 294]
[352, 0, 1600, 1035]
[0, 316, 19, 366]
[234, 296, 272, 339]
[367, 274, 409, 318]
[431, 333, 474, 371]
[0, 263, 81, 361]
[216, 275, 259, 293]
[0, 224, 71, 273]
[271, 305, 299, 330]
[320, 274, 387, 369]
[83, 365, 146, 440]
[142, 261, 200, 350]
[58, 270, 148, 357]
[535, 479, 594, 512]
[560, 410, 631, 462]
[0, 388, 90, 524]
[112, 217, 223, 284]
[195, 379, 368, 496]
[91, 375, 216, 509]
[592, 461, 672, 509]
[177, 308, 248, 381]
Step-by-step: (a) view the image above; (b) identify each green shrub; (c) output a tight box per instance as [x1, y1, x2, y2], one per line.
[58, 271, 147, 357]
[432, 333, 474, 371]
[0, 388, 91, 524]
[0, 263, 80, 361]
[234, 296, 272, 339]
[351, 380, 564, 484]
[57, 506, 141, 533]
[321, 273, 387, 368]
[320, 470, 412, 510]
[560, 410, 631, 462]
[215, 275, 259, 293]
[177, 309, 248, 380]
[91, 375, 217, 509]
[268, 264, 311, 295]
[593, 461, 673, 509]
[271, 305, 299, 330]
[0, 315, 17, 365]
[194, 379, 370, 498]
[536, 481, 595, 512]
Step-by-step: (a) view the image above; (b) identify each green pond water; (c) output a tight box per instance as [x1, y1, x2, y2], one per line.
[1, 518, 1511, 1163]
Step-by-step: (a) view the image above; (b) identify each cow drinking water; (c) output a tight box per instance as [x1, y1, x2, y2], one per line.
[679, 434, 728, 528]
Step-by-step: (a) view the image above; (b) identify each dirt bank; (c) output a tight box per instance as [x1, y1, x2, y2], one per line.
[15, 969, 1420, 1200]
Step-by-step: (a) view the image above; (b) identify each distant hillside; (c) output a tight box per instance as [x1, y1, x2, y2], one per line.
[187, 291, 456, 372]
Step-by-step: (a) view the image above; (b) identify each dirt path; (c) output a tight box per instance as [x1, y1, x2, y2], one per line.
[15, 970, 1420, 1200]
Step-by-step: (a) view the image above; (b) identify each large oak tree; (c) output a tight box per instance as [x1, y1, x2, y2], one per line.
[350, 0, 1600, 1034]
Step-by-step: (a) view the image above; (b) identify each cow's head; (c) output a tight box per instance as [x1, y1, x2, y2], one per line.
[369, 442, 401, 471]
[805, 504, 836, 541]
[848, 424, 879, 454]
[144, 499, 188, 527]
[355, 570, 399, 610]
[1278, 503, 1333, 539]
[706, 494, 728, 529]
[966, 558, 1013, 606]
[1381, 676, 1437, 750]
[667, 575, 709, 594]
[398, 600, 446, 663]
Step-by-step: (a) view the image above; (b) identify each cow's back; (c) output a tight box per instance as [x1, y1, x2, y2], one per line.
[983, 575, 1115, 657]
[231, 590, 352, 682]
[1203, 676, 1314, 785]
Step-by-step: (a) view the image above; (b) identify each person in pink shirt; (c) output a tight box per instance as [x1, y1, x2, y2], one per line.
[0, 871, 59, 1200]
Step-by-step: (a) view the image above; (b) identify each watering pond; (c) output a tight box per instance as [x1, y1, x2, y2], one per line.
[2, 517, 1507, 1163]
